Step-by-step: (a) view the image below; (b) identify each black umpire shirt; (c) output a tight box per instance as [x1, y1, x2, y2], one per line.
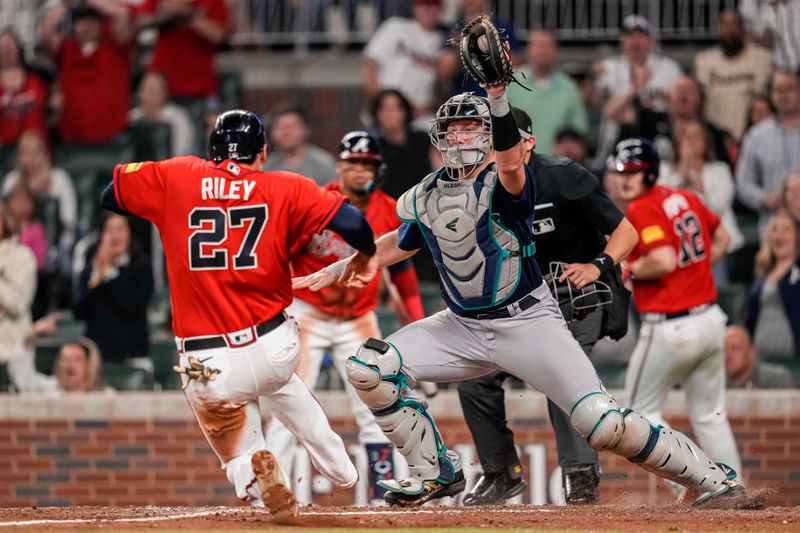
[529, 153, 624, 272]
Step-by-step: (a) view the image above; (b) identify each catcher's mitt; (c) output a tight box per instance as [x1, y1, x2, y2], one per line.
[459, 15, 514, 87]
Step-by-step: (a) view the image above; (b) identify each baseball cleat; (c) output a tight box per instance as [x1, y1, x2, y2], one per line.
[463, 467, 526, 506]
[692, 463, 763, 510]
[252, 450, 298, 516]
[381, 470, 466, 506]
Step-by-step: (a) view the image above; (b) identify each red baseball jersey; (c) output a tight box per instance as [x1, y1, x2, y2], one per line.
[112, 157, 345, 337]
[291, 181, 400, 319]
[627, 184, 720, 313]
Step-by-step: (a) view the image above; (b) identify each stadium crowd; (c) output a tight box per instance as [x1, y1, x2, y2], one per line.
[0, 0, 798, 393]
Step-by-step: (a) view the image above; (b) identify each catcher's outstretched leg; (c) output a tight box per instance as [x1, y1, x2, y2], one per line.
[570, 392, 746, 507]
[345, 338, 466, 506]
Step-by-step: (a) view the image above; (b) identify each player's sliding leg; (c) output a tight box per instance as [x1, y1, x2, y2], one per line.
[263, 372, 359, 489]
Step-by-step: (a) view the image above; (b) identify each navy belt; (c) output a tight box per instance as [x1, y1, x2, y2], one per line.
[183, 314, 286, 352]
[461, 293, 540, 320]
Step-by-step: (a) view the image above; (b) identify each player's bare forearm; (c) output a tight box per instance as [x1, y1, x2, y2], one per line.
[709, 225, 731, 265]
[631, 245, 677, 280]
[605, 218, 638, 264]
[375, 229, 417, 269]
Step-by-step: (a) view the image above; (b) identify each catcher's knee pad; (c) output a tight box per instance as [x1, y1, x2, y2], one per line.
[570, 392, 625, 450]
[345, 338, 406, 411]
[617, 410, 729, 492]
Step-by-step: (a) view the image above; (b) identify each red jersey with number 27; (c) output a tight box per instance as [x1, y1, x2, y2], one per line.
[112, 156, 345, 337]
[626, 184, 720, 313]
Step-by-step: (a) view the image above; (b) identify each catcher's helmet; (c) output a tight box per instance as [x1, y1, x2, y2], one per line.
[338, 131, 383, 164]
[208, 110, 266, 164]
[429, 93, 491, 177]
[543, 262, 613, 323]
[607, 138, 660, 186]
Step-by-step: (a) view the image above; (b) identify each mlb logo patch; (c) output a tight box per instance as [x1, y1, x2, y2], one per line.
[227, 162, 241, 175]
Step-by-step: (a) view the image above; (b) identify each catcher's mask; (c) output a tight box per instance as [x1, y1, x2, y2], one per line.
[429, 93, 491, 179]
[544, 262, 613, 322]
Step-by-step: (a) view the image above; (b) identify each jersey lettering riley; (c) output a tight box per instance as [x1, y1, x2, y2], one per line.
[291, 181, 400, 319]
[627, 184, 720, 313]
[112, 157, 345, 337]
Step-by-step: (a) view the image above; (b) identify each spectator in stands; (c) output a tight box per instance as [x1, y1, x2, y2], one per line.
[695, 8, 774, 140]
[136, 0, 229, 103]
[368, 89, 437, 283]
[746, 93, 776, 131]
[438, 0, 523, 100]
[552, 127, 591, 169]
[369, 89, 433, 199]
[130, 72, 195, 157]
[2, 130, 77, 258]
[362, 0, 446, 121]
[50, 338, 103, 392]
[736, 70, 800, 228]
[744, 210, 800, 362]
[262, 105, 336, 185]
[40, 1, 133, 144]
[4, 181, 47, 269]
[506, 29, 587, 155]
[783, 172, 800, 222]
[725, 325, 795, 388]
[593, 14, 681, 168]
[74, 213, 153, 376]
[0, 198, 36, 388]
[740, 0, 800, 73]
[0, 29, 47, 146]
[621, 74, 735, 168]
[659, 119, 744, 281]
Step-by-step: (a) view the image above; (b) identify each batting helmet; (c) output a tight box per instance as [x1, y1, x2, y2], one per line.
[607, 138, 660, 187]
[338, 131, 383, 164]
[208, 110, 266, 164]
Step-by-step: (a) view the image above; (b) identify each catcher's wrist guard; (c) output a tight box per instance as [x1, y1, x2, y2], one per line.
[487, 91, 510, 117]
[591, 253, 614, 275]
[491, 108, 521, 152]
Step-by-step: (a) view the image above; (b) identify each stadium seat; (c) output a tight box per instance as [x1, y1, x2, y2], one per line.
[129, 120, 172, 162]
[376, 306, 401, 337]
[55, 142, 134, 179]
[35, 339, 62, 375]
[218, 71, 243, 108]
[0, 143, 16, 176]
[150, 339, 180, 390]
[594, 361, 628, 389]
[716, 283, 748, 323]
[102, 363, 150, 391]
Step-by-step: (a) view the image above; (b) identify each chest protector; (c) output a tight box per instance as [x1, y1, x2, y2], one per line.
[397, 169, 526, 310]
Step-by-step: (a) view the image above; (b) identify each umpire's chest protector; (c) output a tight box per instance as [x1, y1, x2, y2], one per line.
[397, 169, 522, 310]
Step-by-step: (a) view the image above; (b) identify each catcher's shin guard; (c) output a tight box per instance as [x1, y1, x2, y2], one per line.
[345, 338, 455, 482]
[570, 392, 734, 493]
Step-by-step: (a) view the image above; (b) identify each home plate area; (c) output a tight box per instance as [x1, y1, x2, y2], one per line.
[0, 504, 797, 531]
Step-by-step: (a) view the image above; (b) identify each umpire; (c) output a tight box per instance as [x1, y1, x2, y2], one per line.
[457, 108, 638, 506]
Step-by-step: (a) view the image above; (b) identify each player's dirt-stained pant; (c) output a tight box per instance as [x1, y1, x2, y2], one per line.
[346, 283, 737, 496]
[177, 316, 357, 505]
[624, 304, 742, 474]
[265, 299, 389, 483]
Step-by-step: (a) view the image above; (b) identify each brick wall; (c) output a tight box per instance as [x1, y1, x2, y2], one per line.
[1, 391, 798, 507]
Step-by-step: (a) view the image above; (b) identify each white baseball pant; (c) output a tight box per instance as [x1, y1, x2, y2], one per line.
[177, 316, 357, 505]
[265, 299, 389, 480]
[624, 304, 742, 474]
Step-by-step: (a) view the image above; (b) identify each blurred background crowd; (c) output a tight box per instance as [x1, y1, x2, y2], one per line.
[0, 0, 798, 394]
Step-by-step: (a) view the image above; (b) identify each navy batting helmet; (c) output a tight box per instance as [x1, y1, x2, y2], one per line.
[607, 138, 660, 186]
[338, 131, 383, 164]
[208, 110, 266, 164]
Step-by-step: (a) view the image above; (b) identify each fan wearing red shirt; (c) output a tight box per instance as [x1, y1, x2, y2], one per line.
[0, 29, 47, 144]
[266, 131, 425, 505]
[41, 1, 133, 143]
[608, 138, 742, 492]
[136, 0, 228, 100]
[99, 111, 379, 514]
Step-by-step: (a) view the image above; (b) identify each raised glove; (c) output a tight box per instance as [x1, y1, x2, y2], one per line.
[459, 15, 514, 87]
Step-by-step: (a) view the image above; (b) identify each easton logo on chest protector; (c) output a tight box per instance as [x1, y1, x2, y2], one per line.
[445, 218, 459, 232]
